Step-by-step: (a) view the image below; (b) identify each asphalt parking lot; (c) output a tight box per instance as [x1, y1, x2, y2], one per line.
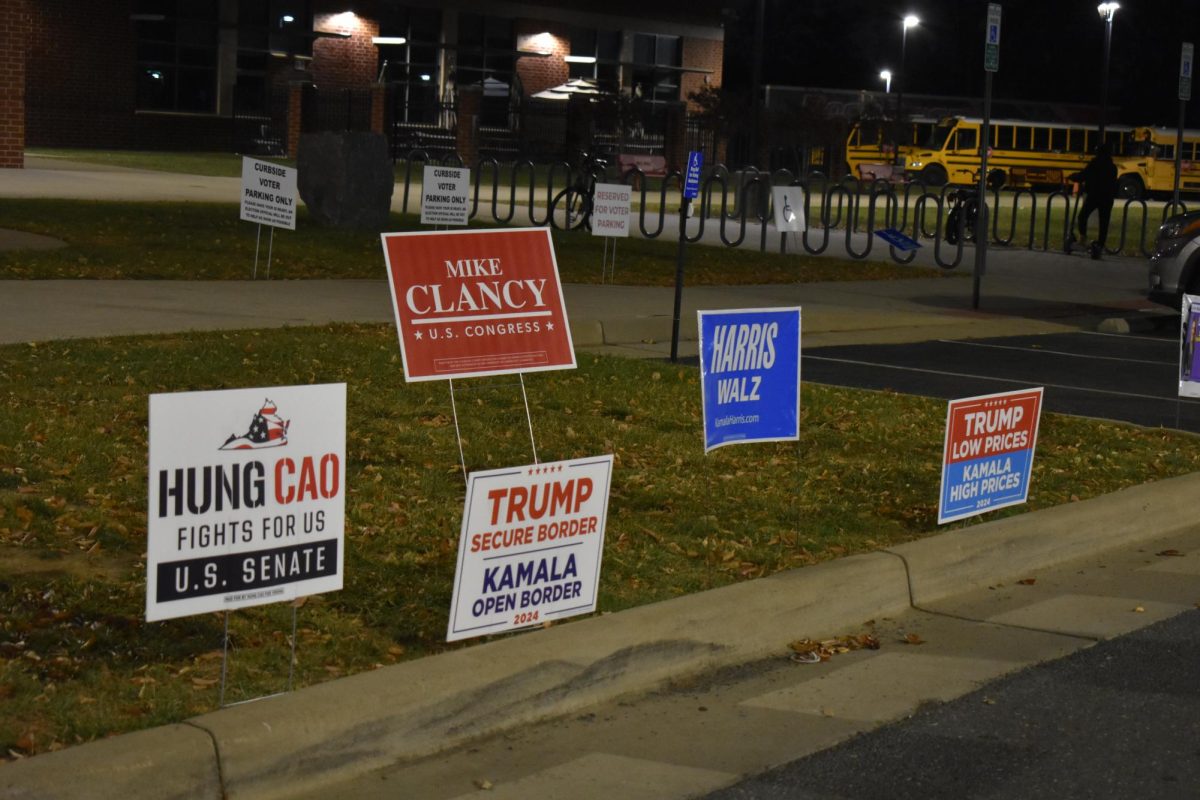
[804, 327, 1200, 433]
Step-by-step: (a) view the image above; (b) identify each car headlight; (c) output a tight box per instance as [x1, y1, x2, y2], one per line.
[1159, 218, 1200, 241]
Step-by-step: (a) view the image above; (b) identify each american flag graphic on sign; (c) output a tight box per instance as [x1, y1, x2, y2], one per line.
[219, 399, 289, 450]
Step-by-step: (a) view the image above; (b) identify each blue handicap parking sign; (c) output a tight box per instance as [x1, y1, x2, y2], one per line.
[684, 151, 704, 199]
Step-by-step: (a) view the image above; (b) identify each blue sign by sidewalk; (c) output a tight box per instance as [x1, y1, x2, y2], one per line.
[684, 151, 704, 199]
[874, 228, 922, 251]
[698, 307, 801, 452]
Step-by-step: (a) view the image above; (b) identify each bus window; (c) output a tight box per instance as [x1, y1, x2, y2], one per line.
[927, 123, 954, 150]
[1051, 128, 1066, 152]
[995, 125, 1013, 149]
[1015, 127, 1032, 150]
[1161, 143, 1176, 160]
[1103, 129, 1124, 152]
[1033, 128, 1049, 151]
[955, 128, 977, 151]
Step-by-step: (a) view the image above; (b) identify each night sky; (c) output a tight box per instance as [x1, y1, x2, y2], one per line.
[723, 0, 1200, 127]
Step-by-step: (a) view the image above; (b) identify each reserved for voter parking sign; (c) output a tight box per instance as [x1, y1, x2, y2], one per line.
[938, 387, 1043, 524]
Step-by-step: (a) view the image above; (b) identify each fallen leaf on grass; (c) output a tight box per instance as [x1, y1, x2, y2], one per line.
[1156, 549, 1185, 557]
[1132, 606, 1146, 613]
[191, 677, 219, 688]
[903, 633, 925, 645]
[1017, 578, 1037, 586]
[473, 779, 494, 790]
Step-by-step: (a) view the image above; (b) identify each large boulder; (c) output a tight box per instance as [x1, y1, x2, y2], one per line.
[297, 132, 394, 228]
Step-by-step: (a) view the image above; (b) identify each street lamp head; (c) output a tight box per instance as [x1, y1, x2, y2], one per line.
[903, 14, 920, 29]
[880, 69, 892, 81]
[1097, 2, 1119, 20]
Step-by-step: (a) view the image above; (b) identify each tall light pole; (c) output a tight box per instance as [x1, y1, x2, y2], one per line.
[896, 14, 920, 127]
[1097, 2, 1119, 141]
[880, 69, 893, 93]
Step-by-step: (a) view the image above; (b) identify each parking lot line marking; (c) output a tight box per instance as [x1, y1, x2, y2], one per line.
[805, 355, 1200, 404]
[933, 339, 1177, 366]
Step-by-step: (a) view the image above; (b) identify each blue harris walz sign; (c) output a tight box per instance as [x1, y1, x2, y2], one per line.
[698, 307, 801, 452]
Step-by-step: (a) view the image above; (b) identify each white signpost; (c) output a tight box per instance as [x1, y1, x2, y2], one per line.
[590, 182, 632, 281]
[591, 183, 632, 237]
[240, 156, 298, 279]
[240, 156, 298, 231]
[446, 455, 614, 642]
[421, 165, 471, 226]
[772, 186, 805, 232]
[146, 384, 346, 622]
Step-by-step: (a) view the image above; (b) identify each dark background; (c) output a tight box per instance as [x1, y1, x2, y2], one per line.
[722, 0, 1200, 127]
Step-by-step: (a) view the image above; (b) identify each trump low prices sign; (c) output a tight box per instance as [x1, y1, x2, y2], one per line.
[698, 307, 801, 452]
[381, 228, 576, 381]
[447, 455, 613, 642]
[240, 156, 297, 230]
[146, 384, 345, 622]
[939, 387, 1043, 525]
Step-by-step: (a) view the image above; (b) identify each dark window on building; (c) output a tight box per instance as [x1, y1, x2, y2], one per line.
[377, 6, 442, 124]
[232, 1, 310, 114]
[568, 28, 620, 90]
[458, 14, 514, 126]
[134, 0, 220, 112]
[631, 33, 681, 103]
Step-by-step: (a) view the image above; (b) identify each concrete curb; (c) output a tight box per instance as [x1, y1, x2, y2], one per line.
[3, 476, 1197, 800]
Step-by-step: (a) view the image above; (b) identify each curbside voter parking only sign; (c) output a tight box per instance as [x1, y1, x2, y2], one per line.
[447, 455, 613, 642]
[240, 156, 297, 230]
[938, 387, 1043, 525]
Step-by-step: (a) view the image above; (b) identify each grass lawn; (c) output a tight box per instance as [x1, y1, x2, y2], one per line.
[2, 325, 1200, 757]
[0, 199, 939, 284]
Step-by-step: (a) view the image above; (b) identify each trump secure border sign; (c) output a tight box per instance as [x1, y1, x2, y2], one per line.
[146, 384, 346, 622]
[381, 228, 576, 381]
[698, 307, 801, 452]
[938, 387, 1043, 525]
[447, 455, 613, 642]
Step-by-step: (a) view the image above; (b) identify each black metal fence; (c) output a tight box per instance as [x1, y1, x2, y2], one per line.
[231, 85, 289, 156]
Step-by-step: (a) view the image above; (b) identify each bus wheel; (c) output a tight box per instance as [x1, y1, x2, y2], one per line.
[1117, 174, 1144, 200]
[986, 169, 1006, 190]
[921, 164, 948, 186]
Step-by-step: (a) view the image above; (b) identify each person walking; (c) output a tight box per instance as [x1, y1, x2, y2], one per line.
[1068, 143, 1118, 259]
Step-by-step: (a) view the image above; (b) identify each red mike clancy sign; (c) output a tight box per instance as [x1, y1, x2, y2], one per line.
[381, 228, 576, 381]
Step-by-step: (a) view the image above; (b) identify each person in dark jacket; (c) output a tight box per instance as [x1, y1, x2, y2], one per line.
[1068, 143, 1118, 259]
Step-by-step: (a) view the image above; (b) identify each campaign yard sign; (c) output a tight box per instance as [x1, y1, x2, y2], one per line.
[938, 387, 1043, 525]
[590, 183, 632, 237]
[1179, 294, 1200, 398]
[447, 455, 614, 642]
[240, 157, 297, 230]
[381, 228, 576, 381]
[421, 165, 470, 226]
[698, 307, 801, 452]
[146, 384, 346, 622]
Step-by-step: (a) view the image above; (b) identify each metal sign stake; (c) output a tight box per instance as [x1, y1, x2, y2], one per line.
[518, 373, 540, 464]
[266, 227, 275, 280]
[448, 379, 469, 487]
[252, 223, 262, 280]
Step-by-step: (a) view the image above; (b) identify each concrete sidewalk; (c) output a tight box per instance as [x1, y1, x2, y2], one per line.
[4, 474, 1198, 800]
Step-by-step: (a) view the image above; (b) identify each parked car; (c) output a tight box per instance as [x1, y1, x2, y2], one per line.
[1148, 210, 1200, 308]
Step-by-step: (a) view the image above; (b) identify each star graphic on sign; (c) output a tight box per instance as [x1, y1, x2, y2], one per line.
[414, 330, 423, 340]
[547, 322, 555, 331]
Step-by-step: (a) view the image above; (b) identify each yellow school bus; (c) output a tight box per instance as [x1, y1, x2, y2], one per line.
[901, 116, 1133, 189]
[1114, 126, 1200, 198]
[844, 117, 938, 180]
